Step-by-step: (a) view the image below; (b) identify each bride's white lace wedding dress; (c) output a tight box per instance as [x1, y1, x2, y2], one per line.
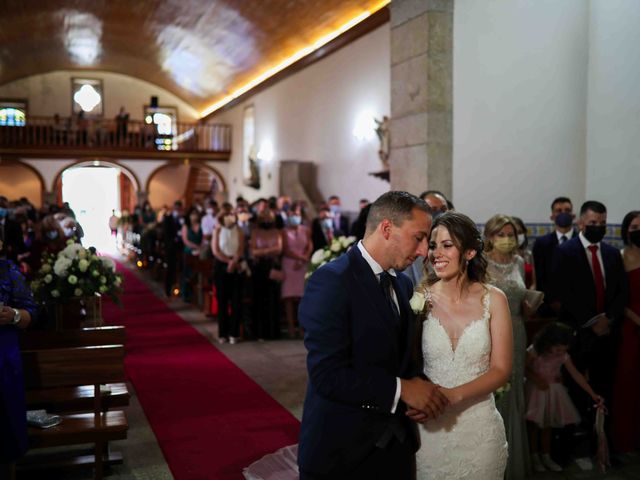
[416, 289, 508, 479]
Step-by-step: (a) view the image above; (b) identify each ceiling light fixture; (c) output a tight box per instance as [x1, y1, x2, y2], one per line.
[199, 1, 390, 118]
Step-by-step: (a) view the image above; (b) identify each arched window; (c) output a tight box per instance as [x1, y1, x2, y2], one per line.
[0, 101, 27, 126]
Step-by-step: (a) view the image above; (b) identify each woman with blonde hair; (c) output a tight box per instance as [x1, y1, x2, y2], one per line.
[483, 214, 536, 479]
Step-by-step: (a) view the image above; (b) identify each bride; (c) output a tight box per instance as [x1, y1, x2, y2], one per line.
[409, 211, 512, 479]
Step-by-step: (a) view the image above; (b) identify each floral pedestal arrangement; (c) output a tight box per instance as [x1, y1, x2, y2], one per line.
[31, 241, 123, 331]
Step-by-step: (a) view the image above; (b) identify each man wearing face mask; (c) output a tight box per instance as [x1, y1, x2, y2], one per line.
[200, 200, 219, 258]
[532, 197, 578, 317]
[552, 201, 628, 465]
[328, 195, 349, 237]
[311, 207, 334, 252]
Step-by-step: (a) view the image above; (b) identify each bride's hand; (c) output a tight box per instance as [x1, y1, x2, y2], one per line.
[406, 408, 430, 424]
[438, 387, 462, 405]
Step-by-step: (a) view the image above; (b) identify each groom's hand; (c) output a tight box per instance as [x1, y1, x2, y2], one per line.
[400, 378, 449, 419]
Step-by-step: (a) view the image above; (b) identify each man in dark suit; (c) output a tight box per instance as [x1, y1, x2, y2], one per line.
[532, 196, 578, 316]
[310, 206, 333, 252]
[552, 200, 627, 462]
[328, 195, 350, 237]
[298, 191, 448, 479]
[162, 201, 184, 297]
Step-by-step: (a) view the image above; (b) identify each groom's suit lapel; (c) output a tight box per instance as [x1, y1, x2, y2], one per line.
[347, 247, 399, 355]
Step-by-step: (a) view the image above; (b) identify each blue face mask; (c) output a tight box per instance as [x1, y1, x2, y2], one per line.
[46, 230, 59, 240]
[288, 215, 302, 226]
[0, 208, 6, 218]
[555, 212, 573, 228]
[323, 218, 333, 230]
[329, 204, 341, 215]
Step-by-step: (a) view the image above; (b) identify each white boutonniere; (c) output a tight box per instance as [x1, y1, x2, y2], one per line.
[409, 291, 427, 313]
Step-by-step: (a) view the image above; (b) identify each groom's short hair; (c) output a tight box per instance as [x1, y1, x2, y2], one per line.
[365, 191, 430, 236]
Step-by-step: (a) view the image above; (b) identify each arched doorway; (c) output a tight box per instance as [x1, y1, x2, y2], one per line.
[55, 161, 139, 252]
[147, 162, 226, 210]
[0, 160, 45, 207]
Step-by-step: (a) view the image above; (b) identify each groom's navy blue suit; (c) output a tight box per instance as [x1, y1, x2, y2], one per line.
[298, 245, 420, 478]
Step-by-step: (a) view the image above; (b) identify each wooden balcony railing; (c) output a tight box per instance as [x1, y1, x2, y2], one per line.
[0, 116, 231, 157]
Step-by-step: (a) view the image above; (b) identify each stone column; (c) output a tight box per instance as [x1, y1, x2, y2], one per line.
[389, 0, 453, 199]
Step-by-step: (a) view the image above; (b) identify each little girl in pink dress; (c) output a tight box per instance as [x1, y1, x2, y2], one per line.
[525, 322, 604, 473]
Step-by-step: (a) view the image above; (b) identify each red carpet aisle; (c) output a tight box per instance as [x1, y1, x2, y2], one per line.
[103, 262, 300, 480]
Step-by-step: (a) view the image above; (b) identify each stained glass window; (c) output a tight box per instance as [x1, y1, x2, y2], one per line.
[0, 101, 27, 126]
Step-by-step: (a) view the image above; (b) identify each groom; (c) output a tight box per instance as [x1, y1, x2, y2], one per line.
[298, 191, 449, 479]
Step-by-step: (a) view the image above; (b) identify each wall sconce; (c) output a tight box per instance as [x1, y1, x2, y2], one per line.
[352, 111, 377, 141]
[257, 140, 274, 164]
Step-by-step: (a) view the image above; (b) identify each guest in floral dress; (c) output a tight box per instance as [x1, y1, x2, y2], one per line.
[281, 203, 312, 338]
[0, 259, 37, 477]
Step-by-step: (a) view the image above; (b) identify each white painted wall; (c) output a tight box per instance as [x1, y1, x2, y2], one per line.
[453, 0, 590, 223]
[0, 70, 199, 121]
[585, 0, 640, 223]
[211, 24, 391, 212]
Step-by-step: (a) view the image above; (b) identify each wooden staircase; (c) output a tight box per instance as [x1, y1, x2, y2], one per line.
[184, 166, 219, 207]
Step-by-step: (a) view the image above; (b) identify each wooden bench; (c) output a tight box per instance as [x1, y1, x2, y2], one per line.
[21, 327, 130, 413]
[21, 326, 126, 350]
[19, 345, 129, 479]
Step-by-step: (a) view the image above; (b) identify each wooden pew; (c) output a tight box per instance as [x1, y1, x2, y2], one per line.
[19, 345, 129, 479]
[20, 327, 130, 413]
[20, 326, 126, 350]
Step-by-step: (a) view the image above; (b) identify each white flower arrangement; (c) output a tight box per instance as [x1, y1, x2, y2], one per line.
[31, 240, 124, 304]
[306, 236, 357, 280]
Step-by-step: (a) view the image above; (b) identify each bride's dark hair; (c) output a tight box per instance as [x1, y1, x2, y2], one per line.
[420, 211, 488, 288]
[412, 212, 487, 365]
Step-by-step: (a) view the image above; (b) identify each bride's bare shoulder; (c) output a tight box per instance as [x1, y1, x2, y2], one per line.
[483, 284, 509, 309]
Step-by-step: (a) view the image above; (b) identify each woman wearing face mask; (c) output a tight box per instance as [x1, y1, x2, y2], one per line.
[512, 216, 536, 289]
[23, 215, 67, 277]
[250, 210, 283, 340]
[280, 203, 312, 338]
[180, 209, 203, 302]
[612, 210, 640, 454]
[483, 214, 536, 479]
[212, 212, 245, 344]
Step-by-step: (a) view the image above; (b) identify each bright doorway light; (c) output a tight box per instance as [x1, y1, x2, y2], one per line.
[62, 167, 120, 254]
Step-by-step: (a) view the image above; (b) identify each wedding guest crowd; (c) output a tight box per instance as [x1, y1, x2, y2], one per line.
[3, 188, 637, 477]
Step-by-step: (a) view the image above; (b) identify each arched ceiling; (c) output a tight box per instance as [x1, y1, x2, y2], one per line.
[0, 0, 386, 116]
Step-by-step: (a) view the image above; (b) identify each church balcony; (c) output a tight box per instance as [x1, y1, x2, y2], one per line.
[0, 116, 231, 161]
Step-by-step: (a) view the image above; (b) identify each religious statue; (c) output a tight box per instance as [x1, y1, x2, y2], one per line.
[375, 115, 390, 169]
[244, 145, 261, 189]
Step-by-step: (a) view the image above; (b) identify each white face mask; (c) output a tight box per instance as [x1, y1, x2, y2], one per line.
[205, 208, 214, 215]
[517, 233, 526, 247]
